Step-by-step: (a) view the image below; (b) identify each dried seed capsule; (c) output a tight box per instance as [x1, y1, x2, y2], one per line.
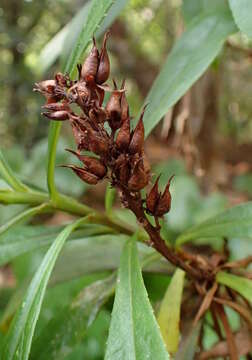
[65, 149, 107, 178]
[33, 80, 56, 95]
[55, 72, 67, 87]
[81, 37, 99, 82]
[105, 88, 123, 131]
[155, 175, 174, 217]
[42, 102, 69, 112]
[42, 110, 69, 121]
[128, 159, 150, 191]
[146, 175, 161, 215]
[87, 127, 109, 155]
[96, 31, 110, 85]
[61, 165, 99, 184]
[115, 116, 131, 151]
[129, 105, 146, 154]
[120, 80, 129, 122]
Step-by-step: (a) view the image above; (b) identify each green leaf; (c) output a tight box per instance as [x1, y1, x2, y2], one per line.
[175, 321, 202, 360]
[47, 0, 116, 199]
[217, 272, 252, 304]
[140, 5, 237, 137]
[176, 202, 252, 246]
[0, 150, 28, 192]
[157, 269, 185, 354]
[30, 273, 116, 360]
[0, 204, 50, 239]
[229, 0, 252, 38]
[0, 224, 111, 266]
[105, 185, 116, 213]
[105, 236, 169, 360]
[2, 217, 87, 360]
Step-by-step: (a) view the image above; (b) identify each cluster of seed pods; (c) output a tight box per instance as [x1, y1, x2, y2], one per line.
[34, 31, 172, 218]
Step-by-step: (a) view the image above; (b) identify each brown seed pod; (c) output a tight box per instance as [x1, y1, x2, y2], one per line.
[81, 37, 99, 82]
[115, 116, 131, 151]
[55, 72, 67, 87]
[155, 175, 174, 217]
[105, 88, 123, 131]
[87, 127, 109, 155]
[129, 105, 147, 154]
[146, 175, 161, 215]
[65, 149, 107, 178]
[120, 85, 129, 122]
[33, 80, 56, 95]
[61, 165, 99, 185]
[42, 102, 70, 112]
[128, 158, 150, 191]
[42, 110, 69, 121]
[96, 31, 110, 85]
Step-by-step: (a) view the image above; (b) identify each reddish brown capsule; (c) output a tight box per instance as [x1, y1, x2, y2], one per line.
[61, 165, 99, 185]
[96, 31, 110, 85]
[42, 102, 69, 112]
[81, 37, 99, 82]
[155, 175, 174, 217]
[115, 116, 131, 151]
[42, 110, 69, 121]
[65, 149, 107, 178]
[120, 81, 129, 123]
[128, 159, 150, 191]
[146, 175, 161, 215]
[87, 127, 109, 155]
[129, 105, 146, 154]
[105, 87, 123, 131]
[33, 80, 56, 95]
[55, 72, 67, 87]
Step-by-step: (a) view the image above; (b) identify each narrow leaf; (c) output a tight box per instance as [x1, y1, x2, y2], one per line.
[2, 217, 87, 360]
[105, 236, 169, 360]
[217, 272, 252, 304]
[31, 273, 116, 360]
[176, 202, 252, 246]
[0, 150, 28, 192]
[105, 185, 116, 213]
[157, 268, 185, 354]
[0, 203, 50, 239]
[47, 0, 115, 199]
[140, 5, 237, 137]
[229, 0, 252, 38]
[174, 321, 202, 360]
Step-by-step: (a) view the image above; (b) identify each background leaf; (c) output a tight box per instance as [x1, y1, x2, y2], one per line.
[176, 202, 252, 246]
[140, 5, 237, 137]
[217, 272, 252, 304]
[175, 321, 202, 360]
[157, 268, 185, 354]
[2, 217, 87, 360]
[228, 0, 252, 38]
[105, 236, 169, 360]
[31, 273, 116, 360]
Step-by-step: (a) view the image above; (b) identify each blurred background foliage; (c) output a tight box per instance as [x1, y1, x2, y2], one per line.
[0, 1, 252, 358]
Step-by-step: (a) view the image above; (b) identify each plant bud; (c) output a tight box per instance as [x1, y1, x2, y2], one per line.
[61, 165, 99, 185]
[146, 175, 161, 215]
[42, 110, 69, 121]
[96, 31, 110, 85]
[128, 159, 150, 191]
[155, 175, 174, 217]
[115, 116, 130, 151]
[81, 37, 99, 82]
[129, 105, 146, 154]
[65, 149, 107, 178]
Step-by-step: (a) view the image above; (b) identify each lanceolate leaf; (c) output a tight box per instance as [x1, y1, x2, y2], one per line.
[0, 204, 50, 239]
[47, 0, 115, 199]
[157, 268, 185, 354]
[228, 0, 252, 38]
[0, 150, 28, 192]
[30, 273, 116, 360]
[105, 236, 169, 360]
[2, 217, 87, 360]
[140, 5, 237, 137]
[217, 272, 252, 304]
[176, 202, 252, 246]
